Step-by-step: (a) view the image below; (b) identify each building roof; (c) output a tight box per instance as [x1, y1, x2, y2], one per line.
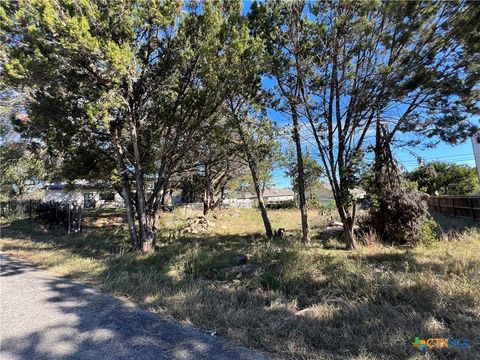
[44, 180, 109, 190]
[315, 184, 334, 198]
[237, 187, 294, 199]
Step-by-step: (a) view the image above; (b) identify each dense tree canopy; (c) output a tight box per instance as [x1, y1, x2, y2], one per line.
[0, 125, 46, 200]
[249, 0, 479, 248]
[407, 161, 480, 195]
[1, 0, 478, 251]
[2, 0, 266, 251]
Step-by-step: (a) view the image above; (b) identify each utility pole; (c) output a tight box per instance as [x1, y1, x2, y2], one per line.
[472, 131, 480, 183]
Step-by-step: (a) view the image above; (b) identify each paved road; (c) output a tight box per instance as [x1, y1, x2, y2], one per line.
[0, 254, 269, 360]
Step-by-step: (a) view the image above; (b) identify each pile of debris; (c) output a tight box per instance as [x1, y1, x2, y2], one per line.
[222, 255, 258, 278]
[211, 209, 240, 219]
[323, 220, 359, 235]
[182, 216, 215, 234]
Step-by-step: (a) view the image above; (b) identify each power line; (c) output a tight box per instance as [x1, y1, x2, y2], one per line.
[397, 153, 474, 161]
[399, 157, 474, 164]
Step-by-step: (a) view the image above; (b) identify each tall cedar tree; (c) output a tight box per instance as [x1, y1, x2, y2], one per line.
[249, 0, 312, 243]
[2, 0, 253, 251]
[223, 10, 278, 238]
[251, 0, 479, 249]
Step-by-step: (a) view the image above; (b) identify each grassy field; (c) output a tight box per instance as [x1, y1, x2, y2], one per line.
[1, 208, 479, 359]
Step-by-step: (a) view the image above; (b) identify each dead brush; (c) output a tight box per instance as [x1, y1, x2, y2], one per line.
[358, 229, 380, 246]
[2, 209, 479, 360]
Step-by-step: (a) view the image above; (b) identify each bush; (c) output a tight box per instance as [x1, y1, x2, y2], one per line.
[182, 244, 231, 277]
[258, 271, 282, 291]
[266, 200, 296, 209]
[417, 217, 438, 245]
[314, 200, 336, 211]
[367, 167, 435, 245]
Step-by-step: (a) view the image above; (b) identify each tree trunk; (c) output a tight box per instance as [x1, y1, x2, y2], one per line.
[160, 183, 167, 206]
[142, 212, 157, 253]
[110, 125, 140, 250]
[128, 120, 152, 252]
[208, 190, 224, 213]
[169, 183, 174, 205]
[233, 114, 274, 239]
[219, 186, 225, 210]
[343, 219, 356, 250]
[372, 120, 389, 239]
[290, 102, 310, 243]
[203, 162, 210, 216]
[336, 200, 357, 250]
[248, 160, 273, 238]
[121, 184, 140, 250]
[142, 226, 156, 252]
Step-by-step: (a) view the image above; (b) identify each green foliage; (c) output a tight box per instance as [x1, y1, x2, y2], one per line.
[0, 109, 46, 200]
[365, 136, 432, 245]
[225, 117, 281, 197]
[182, 244, 232, 278]
[1, 0, 254, 183]
[284, 149, 323, 199]
[0, 144, 45, 200]
[407, 161, 480, 195]
[417, 217, 438, 246]
[314, 199, 336, 212]
[266, 200, 295, 210]
[1, 0, 478, 251]
[1, 0, 270, 248]
[258, 271, 282, 291]
[370, 175, 432, 245]
[249, 0, 479, 249]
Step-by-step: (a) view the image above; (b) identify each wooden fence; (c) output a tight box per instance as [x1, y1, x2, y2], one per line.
[428, 196, 480, 221]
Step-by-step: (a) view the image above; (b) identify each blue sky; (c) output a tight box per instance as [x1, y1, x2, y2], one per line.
[262, 77, 478, 188]
[269, 106, 477, 188]
[271, 137, 476, 188]
[246, 2, 479, 189]
[393, 142, 476, 171]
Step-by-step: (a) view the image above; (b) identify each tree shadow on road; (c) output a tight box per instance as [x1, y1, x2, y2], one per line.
[0, 256, 34, 277]
[2, 217, 480, 359]
[0, 254, 269, 360]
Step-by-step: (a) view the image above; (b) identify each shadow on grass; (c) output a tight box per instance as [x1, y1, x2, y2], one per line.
[0, 254, 269, 360]
[358, 250, 480, 279]
[432, 211, 479, 233]
[2, 218, 479, 359]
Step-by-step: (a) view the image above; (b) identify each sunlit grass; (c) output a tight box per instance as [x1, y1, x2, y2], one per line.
[1, 209, 479, 359]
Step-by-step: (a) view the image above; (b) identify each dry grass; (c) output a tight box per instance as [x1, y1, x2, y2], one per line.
[1, 208, 479, 359]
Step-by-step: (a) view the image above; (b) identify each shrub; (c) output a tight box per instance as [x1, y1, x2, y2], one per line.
[314, 200, 336, 211]
[367, 165, 435, 245]
[182, 244, 231, 277]
[266, 200, 296, 209]
[258, 271, 282, 291]
[417, 217, 438, 245]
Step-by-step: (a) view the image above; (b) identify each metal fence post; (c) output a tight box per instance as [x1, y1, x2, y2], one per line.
[67, 204, 71, 234]
[79, 206, 83, 233]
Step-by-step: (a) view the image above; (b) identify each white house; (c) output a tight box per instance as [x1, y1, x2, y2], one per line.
[43, 181, 298, 210]
[43, 181, 123, 208]
[223, 188, 295, 208]
[262, 188, 295, 202]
